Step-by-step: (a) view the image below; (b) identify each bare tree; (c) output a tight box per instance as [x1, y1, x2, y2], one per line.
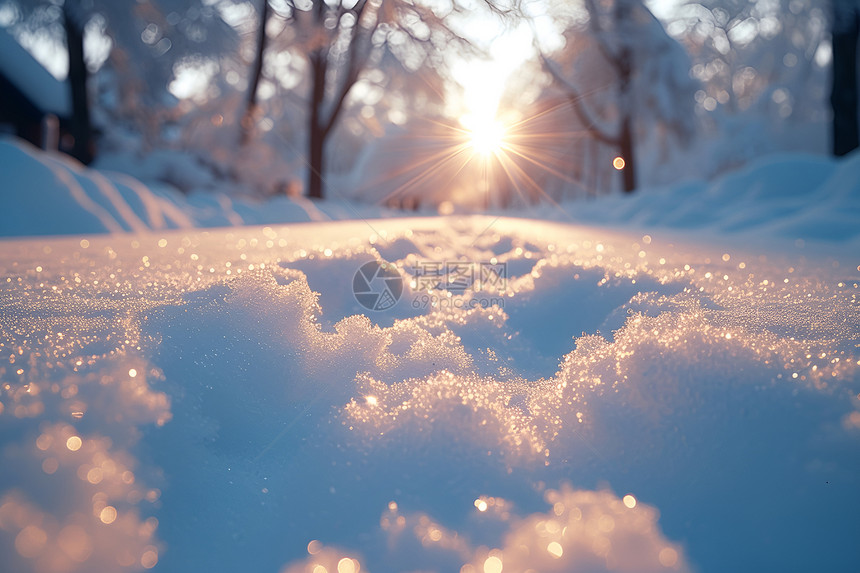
[63, 0, 93, 164]
[247, 0, 506, 200]
[241, 0, 271, 145]
[539, 0, 695, 193]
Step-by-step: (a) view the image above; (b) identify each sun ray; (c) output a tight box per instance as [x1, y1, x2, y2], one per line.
[376, 143, 475, 205]
[353, 77, 619, 212]
[494, 147, 573, 212]
[502, 144, 584, 185]
[349, 118, 474, 199]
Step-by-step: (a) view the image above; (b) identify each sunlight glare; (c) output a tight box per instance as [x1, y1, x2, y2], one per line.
[463, 115, 506, 155]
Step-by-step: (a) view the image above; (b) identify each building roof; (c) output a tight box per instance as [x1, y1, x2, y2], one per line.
[0, 27, 71, 117]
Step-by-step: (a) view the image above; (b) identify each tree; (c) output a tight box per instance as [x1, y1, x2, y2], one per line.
[538, 0, 696, 193]
[244, 0, 505, 200]
[241, 0, 270, 145]
[2, 0, 240, 149]
[63, 0, 93, 164]
[832, 0, 859, 156]
[675, 0, 828, 114]
[95, 0, 240, 149]
[665, 0, 830, 171]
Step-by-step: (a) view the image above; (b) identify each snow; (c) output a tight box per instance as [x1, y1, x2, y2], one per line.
[1, 136, 859, 571]
[0, 138, 360, 236]
[0, 28, 71, 117]
[550, 152, 860, 249]
[0, 208, 858, 572]
[3, 136, 859, 258]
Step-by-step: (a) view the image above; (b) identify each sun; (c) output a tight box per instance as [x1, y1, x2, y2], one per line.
[463, 115, 507, 155]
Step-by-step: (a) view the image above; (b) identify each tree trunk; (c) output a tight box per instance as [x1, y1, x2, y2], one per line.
[63, 0, 93, 164]
[307, 53, 327, 200]
[831, 8, 859, 156]
[308, 121, 325, 200]
[241, 0, 270, 145]
[618, 115, 636, 193]
[613, 1, 637, 193]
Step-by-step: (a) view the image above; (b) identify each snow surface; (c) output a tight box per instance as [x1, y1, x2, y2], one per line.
[0, 215, 858, 573]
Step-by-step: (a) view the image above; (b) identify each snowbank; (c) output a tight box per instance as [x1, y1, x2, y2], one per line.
[548, 152, 860, 247]
[0, 137, 335, 237]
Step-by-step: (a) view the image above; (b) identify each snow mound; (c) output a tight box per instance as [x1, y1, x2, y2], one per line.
[279, 486, 690, 573]
[549, 151, 860, 247]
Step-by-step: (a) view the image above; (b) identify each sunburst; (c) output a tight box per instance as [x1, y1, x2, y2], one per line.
[354, 83, 616, 212]
[462, 115, 507, 156]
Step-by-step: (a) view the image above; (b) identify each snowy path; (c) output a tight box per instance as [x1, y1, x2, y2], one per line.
[1, 216, 858, 573]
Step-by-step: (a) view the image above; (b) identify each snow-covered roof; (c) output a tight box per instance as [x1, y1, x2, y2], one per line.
[0, 28, 71, 117]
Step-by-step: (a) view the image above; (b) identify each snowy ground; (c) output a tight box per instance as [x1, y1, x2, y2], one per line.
[1, 214, 858, 573]
[3, 136, 860, 257]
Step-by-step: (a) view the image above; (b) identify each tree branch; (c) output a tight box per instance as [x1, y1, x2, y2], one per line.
[241, 0, 271, 144]
[583, 0, 626, 70]
[538, 51, 618, 145]
[322, 9, 373, 137]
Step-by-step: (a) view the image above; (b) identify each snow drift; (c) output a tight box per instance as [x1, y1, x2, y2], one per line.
[553, 152, 860, 247]
[0, 137, 334, 236]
